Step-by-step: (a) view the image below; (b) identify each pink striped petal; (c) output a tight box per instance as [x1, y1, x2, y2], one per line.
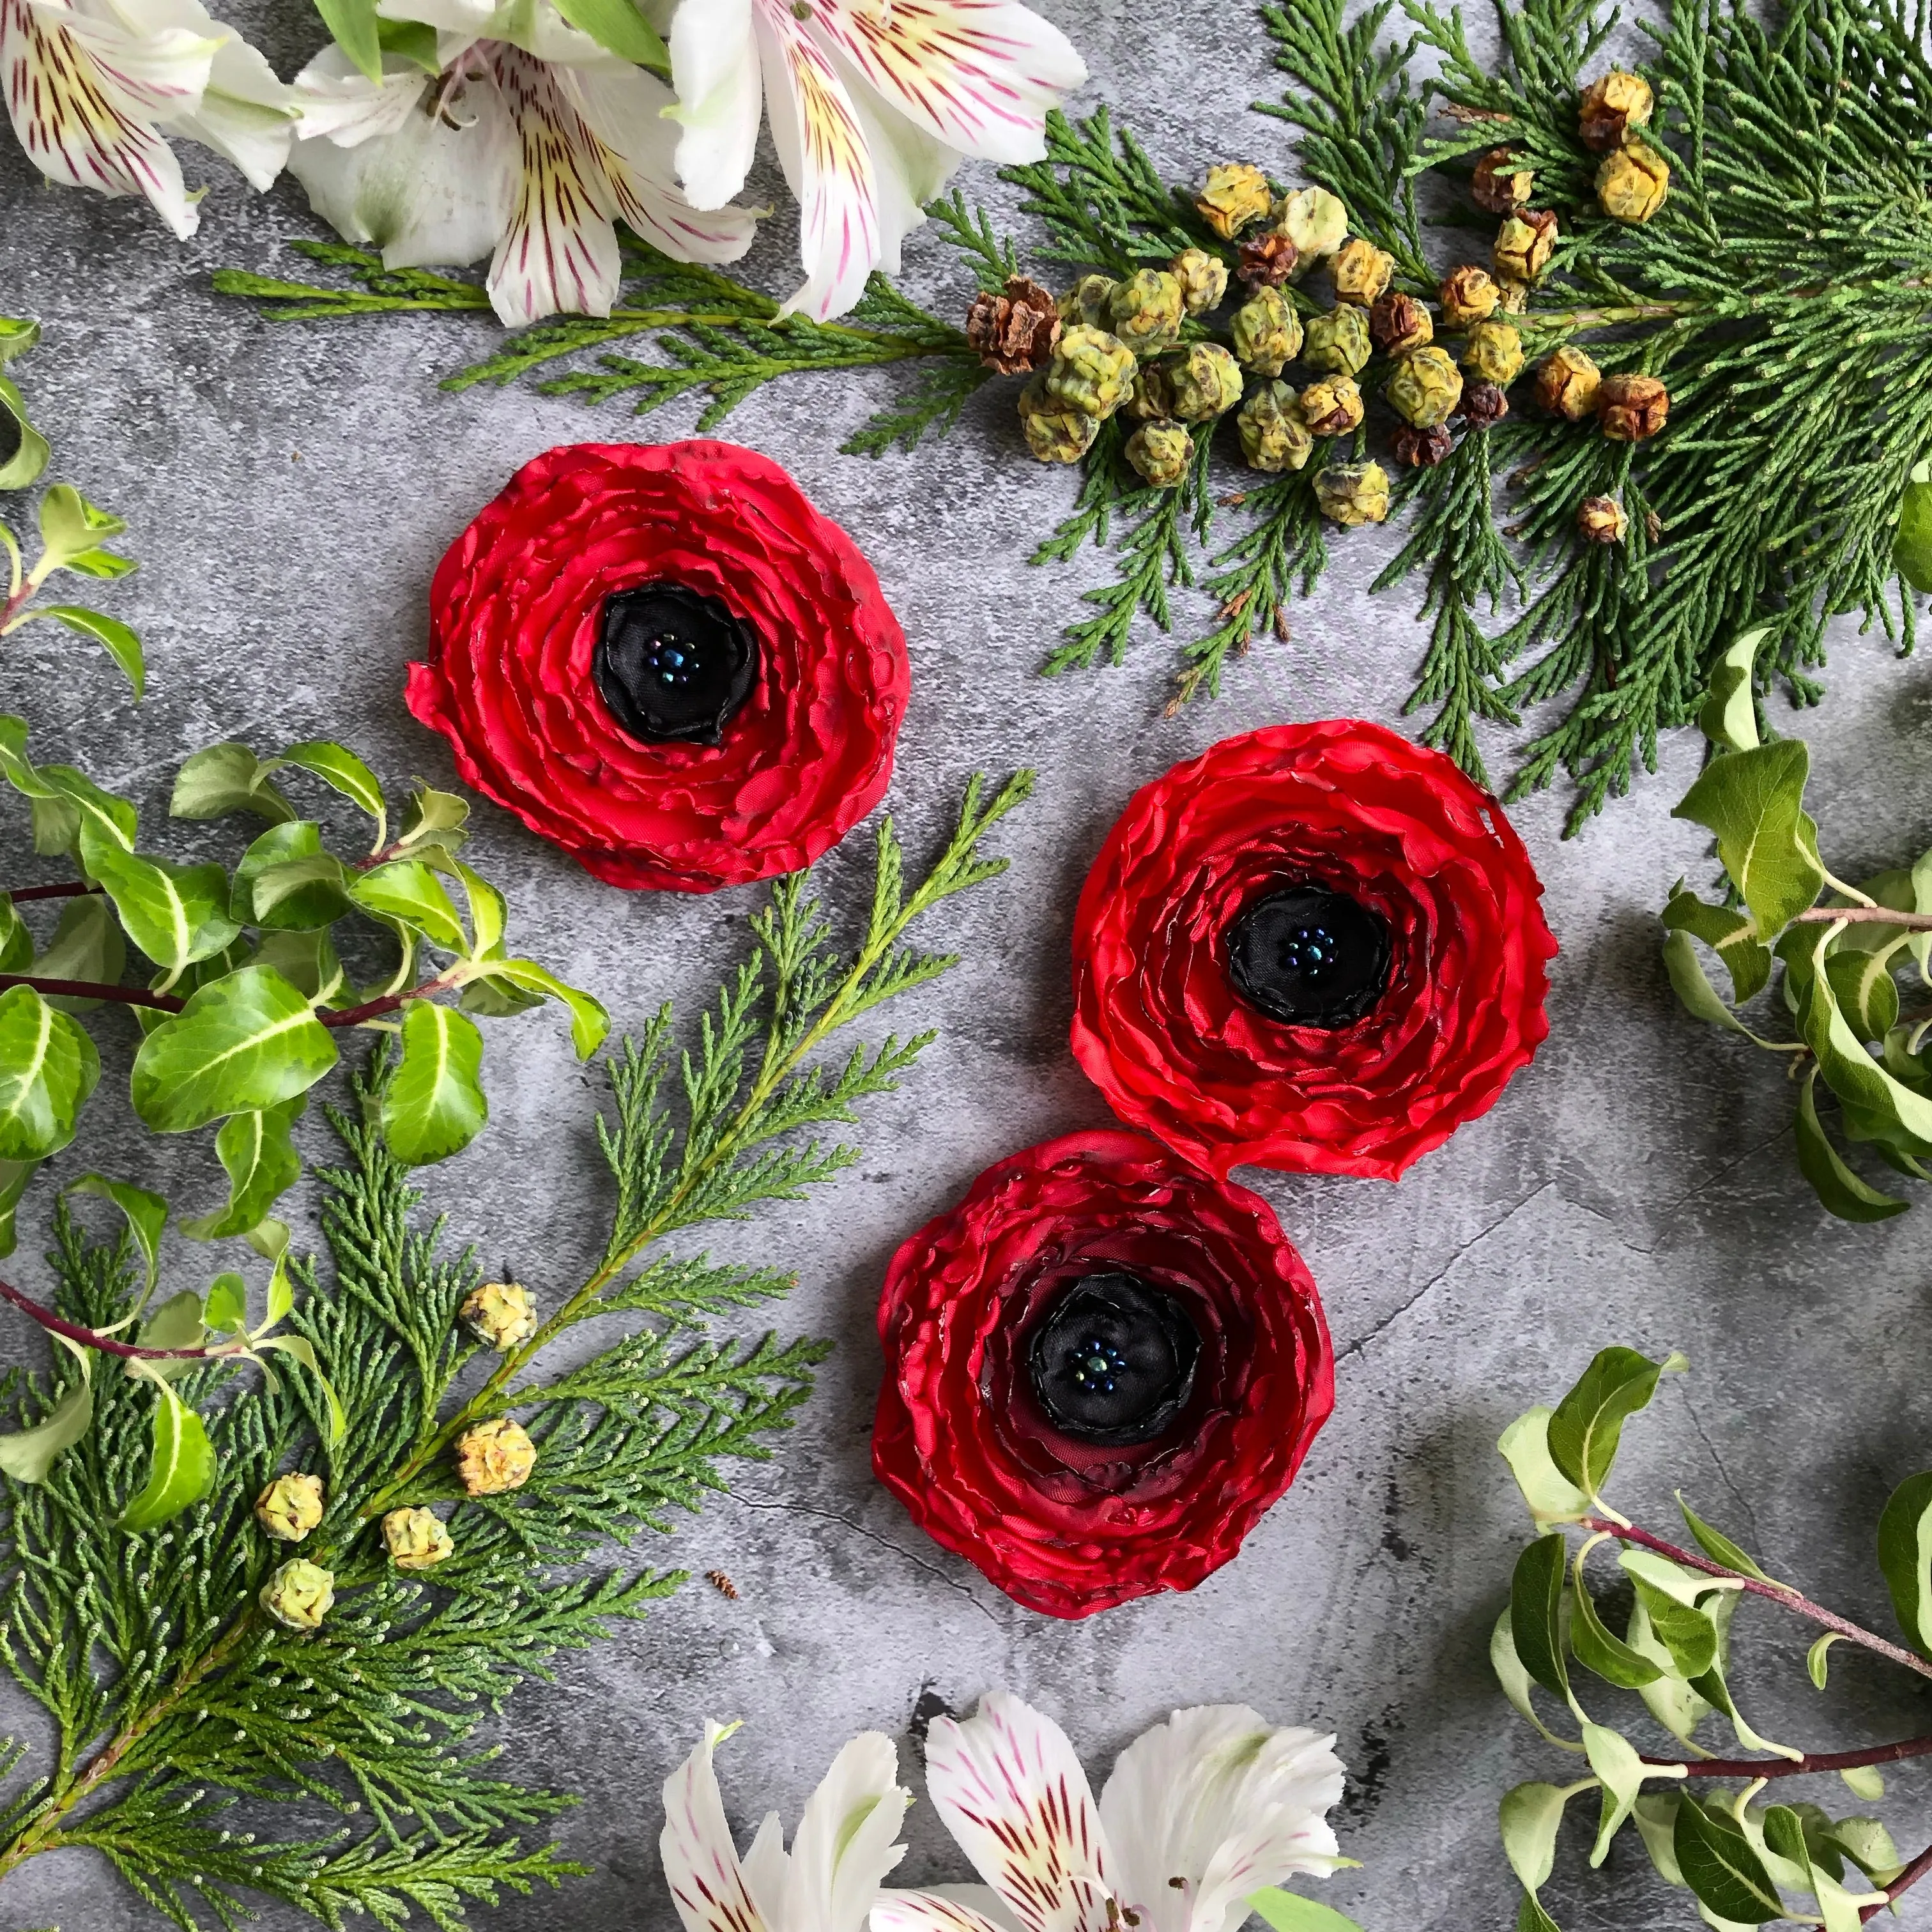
[660, 1721, 772, 1932]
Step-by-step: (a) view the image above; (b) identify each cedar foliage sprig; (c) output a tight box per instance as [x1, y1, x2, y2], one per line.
[0, 770, 1031, 1929]
[1494, 1344, 1932, 1929]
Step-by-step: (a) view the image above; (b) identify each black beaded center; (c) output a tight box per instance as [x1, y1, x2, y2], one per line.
[0, 398, 19, 471]
[594, 584, 759, 746]
[1225, 884, 1391, 1029]
[1028, 1272, 1200, 1445]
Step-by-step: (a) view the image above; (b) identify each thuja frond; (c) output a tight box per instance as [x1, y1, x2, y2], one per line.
[1187, 471, 1330, 707]
[0, 774, 1027, 1924]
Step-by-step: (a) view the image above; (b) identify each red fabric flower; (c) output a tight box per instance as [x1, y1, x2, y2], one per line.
[407, 441, 910, 893]
[1070, 721, 1556, 1181]
[872, 1130, 1334, 1620]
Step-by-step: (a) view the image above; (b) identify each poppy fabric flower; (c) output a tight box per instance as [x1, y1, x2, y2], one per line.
[407, 441, 910, 893]
[1070, 720, 1556, 1181]
[871, 1130, 1334, 1619]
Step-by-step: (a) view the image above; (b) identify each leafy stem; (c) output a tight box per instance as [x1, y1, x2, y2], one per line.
[1644, 1736, 1932, 1780]
[0, 969, 468, 1027]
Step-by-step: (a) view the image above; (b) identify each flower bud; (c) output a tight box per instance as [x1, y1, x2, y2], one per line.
[456, 1416, 537, 1496]
[1471, 148, 1535, 214]
[1597, 371, 1669, 441]
[1238, 231, 1300, 289]
[254, 1472, 325, 1544]
[1459, 380, 1510, 430]
[1195, 163, 1273, 240]
[1018, 378, 1100, 462]
[383, 1506, 456, 1571]
[965, 277, 1061, 374]
[1166, 344, 1244, 421]
[1297, 374, 1364, 438]
[1368, 291, 1432, 356]
[1126, 358, 1178, 421]
[1438, 264, 1499, 329]
[1315, 462, 1391, 528]
[1045, 326, 1137, 420]
[1493, 209, 1558, 283]
[1108, 270, 1185, 356]
[1125, 420, 1194, 489]
[260, 1558, 334, 1631]
[1597, 142, 1669, 222]
[1230, 287, 1303, 376]
[1302, 304, 1371, 377]
[1275, 187, 1348, 262]
[1577, 494, 1629, 543]
[1331, 237, 1395, 306]
[1391, 422, 1453, 468]
[1057, 274, 1116, 330]
[1236, 382, 1314, 473]
[461, 1280, 537, 1352]
[1580, 70, 1654, 151]
[1461, 318, 1524, 387]
[1533, 346, 1600, 420]
[1170, 247, 1229, 316]
[1385, 346, 1463, 428]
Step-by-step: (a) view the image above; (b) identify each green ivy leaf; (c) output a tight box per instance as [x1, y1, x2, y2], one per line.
[470, 957, 610, 1057]
[36, 484, 125, 571]
[1515, 1896, 1560, 1932]
[1510, 1533, 1570, 1698]
[1840, 1765, 1885, 1804]
[270, 740, 386, 847]
[349, 859, 468, 953]
[399, 784, 468, 850]
[1807, 1632, 1842, 1689]
[1247, 1891, 1365, 1932]
[1501, 1781, 1572, 1894]
[382, 1002, 487, 1165]
[203, 1272, 247, 1332]
[1697, 629, 1768, 751]
[1547, 1346, 1685, 1499]
[231, 822, 353, 931]
[1795, 1064, 1909, 1223]
[0, 898, 28, 976]
[548, 0, 666, 68]
[1823, 946, 1901, 1043]
[169, 742, 296, 824]
[1673, 740, 1825, 937]
[252, 928, 347, 1007]
[0, 1380, 91, 1483]
[1583, 1721, 1659, 1866]
[1677, 1494, 1779, 1584]
[1897, 456, 1932, 592]
[1877, 1470, 1932, 1655]
[181, 1098, 305, 1241]
[1827, 1818, 1905, 1886]
[377, 15, 440, 68]
[1498, 1407, 1591, 1526]
[26, 606, 144, 698]
[1797, 926, 1932, 1154]
[130, 965, 337, 1133]
[79, 825, 238, 979]
[65, 1174, 166, 1298]
[0, 717, 137, 855]
[1627, 1575, 1719, 1679]
[1491, 1608, 1583, 1749]
[254, 1333, 346, 1445]
[312, 0, 383, 78]
[0, 985, 99, 1160]
[1662, 930, 1776, 1044]
[1571, 1568, 1662, 1690]
[31, 896, 125, 1012]
[1673, 1794, 1784, 1924]
[1632, 1791, 1685, 1885]
[0, 318, 38, 364]
[1662, 885, 1772, 1005]
[452, 861, 506, 959]
[117, 1381, 217, 1532]
[0, 1158, 38, 1259]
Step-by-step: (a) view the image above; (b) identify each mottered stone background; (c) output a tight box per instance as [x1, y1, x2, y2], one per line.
[5, 3, 1932, 1928]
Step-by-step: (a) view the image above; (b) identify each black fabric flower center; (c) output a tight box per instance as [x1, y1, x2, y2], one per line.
[1225, 884, 1390, 1028]
[1029, 1272, 1200, 1445]
[594, 585, 760, 746]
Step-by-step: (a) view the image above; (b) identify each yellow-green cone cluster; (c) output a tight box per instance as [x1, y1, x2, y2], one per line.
[261, 1558, 335, 1632]
[456, 1416, 537, 1496]
[461, 1279, 537, 1351]
[383, 1506, 456, 1571]
[255, 1472, 324, 1544]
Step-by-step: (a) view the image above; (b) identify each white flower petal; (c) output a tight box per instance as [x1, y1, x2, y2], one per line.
[661, 1721, 774, 1932]
[290, 43, 430, 146]
[809, 0, 1084, 165]
[924, 1692, 1118, 1932]
[1099, 1710, 1346, 1932]
[839, 68, 954, 275]
[2, 0, 200, 234]
[167, 25, 294, 188]
[665, 0, 760, 209]
[751, 0, 877, 319]
[785, 1731, 910, 1932]
[484, 42, 622, 323]
[49, 0, 217, 118]
[739, 1811, 790, 1931]
[875, 1892, 1016, 1932]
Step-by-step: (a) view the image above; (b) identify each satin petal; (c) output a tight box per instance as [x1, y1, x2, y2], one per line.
[666, 0, 760, 208]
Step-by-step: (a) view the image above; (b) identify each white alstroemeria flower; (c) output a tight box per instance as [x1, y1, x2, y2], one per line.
[0, 0, 293, 238]
[663, 1719, 914, 1932]
[874, 1694, 1347, 1932]
[286, 0, 758, 329]
[666, 0, 1087, 321]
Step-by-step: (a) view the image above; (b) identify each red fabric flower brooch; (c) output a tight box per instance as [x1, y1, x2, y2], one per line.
[873, 1130, 1335, 1620]
[1070, 720, 1556, 1181]
[407, 442, 910, 893]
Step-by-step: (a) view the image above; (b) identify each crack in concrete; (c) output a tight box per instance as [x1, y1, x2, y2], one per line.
[1335, 1179, 1558, 1369]
[1680, 1392, 1761, 1545]
[728, 1492, 1006, 1632]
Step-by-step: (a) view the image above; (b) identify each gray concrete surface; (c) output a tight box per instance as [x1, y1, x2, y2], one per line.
[4, 3, 1932, 1928]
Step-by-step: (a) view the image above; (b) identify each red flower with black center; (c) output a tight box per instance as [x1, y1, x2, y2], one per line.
[872, 1130, 1334, 1620]
[1070, 721, 1556, 1181]
[407, 441, 910, 893]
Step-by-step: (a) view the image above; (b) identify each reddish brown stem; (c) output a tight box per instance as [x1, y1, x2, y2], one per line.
[0, 1277, 233, 1360]
[0, 972, 456, 1027]
[6, 882, 98, 903]
[1793, 906, 1932, 931]
[1644, 1734, 1932, 1779]
[1866, 1840, 1932, 1922]
[1583, 1517, 1932, 1683]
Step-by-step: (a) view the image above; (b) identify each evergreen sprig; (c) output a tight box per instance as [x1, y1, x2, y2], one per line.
[0, 772, 1031, 1928]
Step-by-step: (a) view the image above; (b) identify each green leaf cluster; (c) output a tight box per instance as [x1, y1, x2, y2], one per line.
[1662, 634, 1932, 1219]
[0, 772, 1027, 1926]
[1494, 1344, 1932, 1929]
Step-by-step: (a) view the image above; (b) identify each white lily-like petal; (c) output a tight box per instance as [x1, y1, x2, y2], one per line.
[663, 1719, 912, 1932]
[289, 43, 428, 146]
[173, 29, 298, 188]
[664, 0, 758, 210]
[843, 58, 956, 276]
[1099, 1708, 1347, 1932]
[921, 1692, 1118, 1932]
[381, 0, 606, 64]
[874, 1890, 1015, 1932]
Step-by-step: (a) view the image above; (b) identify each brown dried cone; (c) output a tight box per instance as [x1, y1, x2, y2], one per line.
[966, 277, 1061, 374]
[1439, 264, 1500, 328]
[1580, 70, 1655, 151]
[1238, 230, 1300, 288]
[1391, 422, 1453, 468]
[1471, 148, 1535, 214]
[1533, 346, 1600, 420]
[1459, 381, 1510, 430]
[1368, 291, 1432, 356]
[1597, 372, 1669, 441]
[1578, 494, 1629, 542]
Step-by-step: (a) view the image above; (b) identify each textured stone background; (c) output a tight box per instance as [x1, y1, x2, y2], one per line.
[5, 3, 1932, 1928]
